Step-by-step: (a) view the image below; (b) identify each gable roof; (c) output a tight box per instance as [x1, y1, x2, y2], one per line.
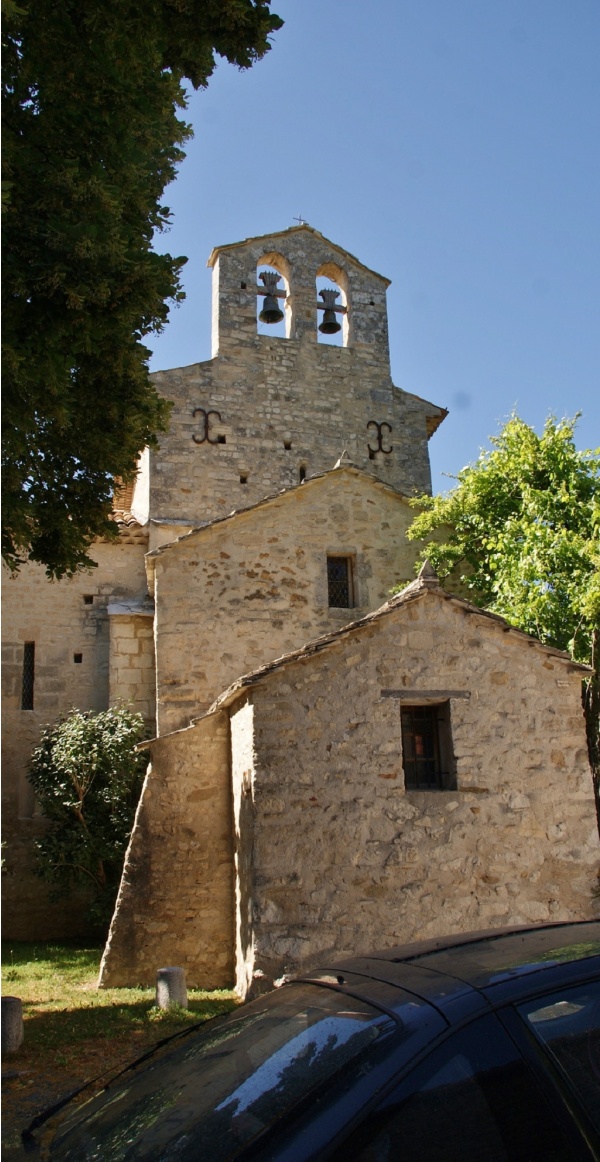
[207, 224, 391, 287]
[146, 462, 415, 562]
[200, 566, 588, 718]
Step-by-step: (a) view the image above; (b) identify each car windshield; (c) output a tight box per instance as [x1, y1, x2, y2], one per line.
[47, 984, 395, 1160]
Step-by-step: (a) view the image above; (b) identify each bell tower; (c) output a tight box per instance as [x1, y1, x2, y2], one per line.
[150, 225, 446, 529]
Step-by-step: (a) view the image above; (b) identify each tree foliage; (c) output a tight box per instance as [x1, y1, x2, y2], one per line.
[407, 415, 599, 665]
[28, 706, 148, 929]
[2, 0, 282, 578]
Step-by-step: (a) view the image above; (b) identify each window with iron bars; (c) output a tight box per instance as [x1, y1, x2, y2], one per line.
[327, 556, 354, 608]
[21, 642, 35, 710]
[400, 703, 456, 790]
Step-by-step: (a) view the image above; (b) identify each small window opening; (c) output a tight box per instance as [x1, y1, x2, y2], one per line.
[240, 474, 248, 485]
[21, 642, 35, 710]
[401, 703, 456, 791]
[83, 594, 94, 605]
[217, 434, 226, 445]
[73, 653, 83, 664]
[284, 440, 292, 451]
[241, 281, 247, 289]
[299, 465, 306, 483]
[327, 556, 354, 608]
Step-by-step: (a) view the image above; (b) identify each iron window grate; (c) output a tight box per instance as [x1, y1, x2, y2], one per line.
[327, 557, 353, 608]
[21, 642, 35, 710]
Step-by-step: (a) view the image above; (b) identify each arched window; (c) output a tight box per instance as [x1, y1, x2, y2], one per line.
[316, 263, 349, 347]
[256, 254, 291, 339]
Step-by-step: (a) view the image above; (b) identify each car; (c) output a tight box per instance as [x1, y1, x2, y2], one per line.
[21, 921, 600, 1160]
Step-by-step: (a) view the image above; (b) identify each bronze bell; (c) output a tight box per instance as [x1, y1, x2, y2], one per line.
[318, 288, 342, 334]
[258, 270, 284, 325]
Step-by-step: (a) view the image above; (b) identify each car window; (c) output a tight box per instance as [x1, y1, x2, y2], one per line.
[331, 1014, 581, 1162]
[517, 981, 600, 1134]
[48, 985, 396, 1160]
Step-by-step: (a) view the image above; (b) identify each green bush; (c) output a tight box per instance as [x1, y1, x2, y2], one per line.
[28, 706, 147, 931]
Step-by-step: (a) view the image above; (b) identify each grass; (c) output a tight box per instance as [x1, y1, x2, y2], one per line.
[1, 941, 237, 1149]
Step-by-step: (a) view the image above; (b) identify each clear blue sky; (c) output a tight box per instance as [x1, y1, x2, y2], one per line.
[149, 0, 600, 495]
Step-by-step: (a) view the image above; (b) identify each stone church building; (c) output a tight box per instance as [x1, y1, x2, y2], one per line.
[2, 225, 597, 991]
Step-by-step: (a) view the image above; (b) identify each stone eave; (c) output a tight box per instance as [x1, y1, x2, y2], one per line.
[207, 224, 391, 288]
[145, 464, 416, 562]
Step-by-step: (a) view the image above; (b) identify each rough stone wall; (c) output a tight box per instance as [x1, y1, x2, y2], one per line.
[1, 539, 147, 938]
[152, 470, 420, 733]
[108, 612, 156, 731]
[99, 712, 234, 988]
[150, 228, 444, 527]
[238, 590, 597, 990]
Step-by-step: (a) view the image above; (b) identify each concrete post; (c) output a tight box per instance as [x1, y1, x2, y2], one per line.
[156, 967, 188, 1010]
[2, 996, 24, 1055]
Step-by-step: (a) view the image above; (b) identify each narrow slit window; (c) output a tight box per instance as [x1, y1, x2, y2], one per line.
[74, 653, 83, 664]
[21, 642, 35, 710]
[299, 465, 306, 483]
[240, 474, 248, 485]
[327, 556, 354, 608]
[401, 703, 456, 791]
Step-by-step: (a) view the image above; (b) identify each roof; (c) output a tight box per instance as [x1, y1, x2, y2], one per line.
[198, 562, 588, 720]
[146, 461, 415, 562]
[207, 224, 391, 287]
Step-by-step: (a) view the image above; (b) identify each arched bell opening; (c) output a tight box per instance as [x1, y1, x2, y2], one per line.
[316, 263, 349, 347]
[256, 253, 291, 339]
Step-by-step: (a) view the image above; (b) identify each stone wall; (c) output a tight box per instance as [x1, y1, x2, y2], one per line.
[108, 610, 156, 731]
[99, 711, 234, 988]
[152, 468, 421, 733]
[235, 586, 598, 990]
[150, 227, 445, 527]
[1, 538, 147, 938]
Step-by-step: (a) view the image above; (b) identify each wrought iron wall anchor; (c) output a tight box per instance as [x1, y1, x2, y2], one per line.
[192, 408, 223, 445]
[367, 420, 393, 455]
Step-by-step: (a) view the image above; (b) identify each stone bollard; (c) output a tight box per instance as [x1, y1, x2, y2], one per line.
[156, 967, 188, 1010]
[2, 996, 24, 1056]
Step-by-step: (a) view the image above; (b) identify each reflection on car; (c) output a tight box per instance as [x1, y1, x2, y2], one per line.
[22, 921, 600, 1160]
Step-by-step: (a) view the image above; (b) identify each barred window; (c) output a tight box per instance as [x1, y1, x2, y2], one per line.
[401, 703, 456, 791]
[327, 556, 354, 608]
[21, 642, 35, 710]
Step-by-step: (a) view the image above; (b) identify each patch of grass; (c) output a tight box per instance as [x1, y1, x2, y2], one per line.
[1, 941, 237, 1149]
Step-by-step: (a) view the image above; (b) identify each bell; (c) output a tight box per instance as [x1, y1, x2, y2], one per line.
[318, 287, 342, 334]
[319, 308, 341, 335]
[259, 294, 284, 325]
[258, 270, 284, 325]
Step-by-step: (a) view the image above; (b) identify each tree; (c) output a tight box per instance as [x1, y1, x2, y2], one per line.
[28, 706, 148, 930]
[405, 414, 600, 822]
[2, 0, 283, 578]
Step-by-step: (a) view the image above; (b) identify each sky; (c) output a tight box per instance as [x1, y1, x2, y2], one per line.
[148, 0, 600, 495]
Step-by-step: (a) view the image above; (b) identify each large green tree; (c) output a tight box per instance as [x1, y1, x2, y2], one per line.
[406, 414, 600, 817]
[2, 0, 282, 578]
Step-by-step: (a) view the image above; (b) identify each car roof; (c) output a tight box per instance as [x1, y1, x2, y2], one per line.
[325, 921, 600, 1018]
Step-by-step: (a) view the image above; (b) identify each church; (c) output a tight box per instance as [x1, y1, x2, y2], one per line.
[2, 225, 597, 992]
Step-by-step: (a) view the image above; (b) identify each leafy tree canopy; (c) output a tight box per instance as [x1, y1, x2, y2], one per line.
[406, 415, 600, 666]
[2, 0, 282, 578]
[28, 706, 148, 929]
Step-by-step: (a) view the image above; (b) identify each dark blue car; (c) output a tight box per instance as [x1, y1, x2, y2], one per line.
[25, 921, 600, 1159]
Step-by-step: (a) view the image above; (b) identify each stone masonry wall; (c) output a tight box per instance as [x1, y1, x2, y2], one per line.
[239, 589, 598, 990]
[1, 539, 148, 938]
[150, 228, 444, 527]
[99, 711, 234, 988]
[109, 612, 156, 731]
[152, 470, 421, 733]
